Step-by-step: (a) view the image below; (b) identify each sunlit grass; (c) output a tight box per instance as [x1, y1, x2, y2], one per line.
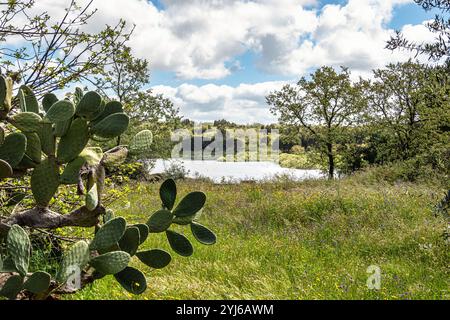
[68, 176, 449, 300]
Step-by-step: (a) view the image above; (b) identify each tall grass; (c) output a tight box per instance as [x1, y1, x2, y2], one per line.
[69, 175, 449, 300]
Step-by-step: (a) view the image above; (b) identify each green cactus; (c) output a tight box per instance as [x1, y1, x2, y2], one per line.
[9, 112, 42, 133]
[85, 183, 99, 211]
[91, 101, 123, 125]
[147, 209, 174, 233]
[118, 226, 140, 256]
[134, 223, 149, 245]
[57, 240, 90, 283]
[129, 130, 153, 156]
[0, 275, 23, 300]
[91, 113, 129, 139]
[60, 156, 85, 185]
[23, 271, 51, 294]
[24, 132, 42, 164]
[57, 118, 89, 163]
[0, 76, 13, 112]
[103, 209, 115, 223]
[160, 178, 177, 211]
[45, 100, 75, 123]
[173, 192, 206, 217]
[166, 230, 194, 257]
[0, 126, 4, 144]
[0, 159, 13, 179]
[0, 132, 27, 168]
[89, 217, 126, 251]
[31, 158, 60, 206]
[18, 85, 39, 114]
[75, 91, 102, 120]
[7, 225, 30, 277]
[114, 267, 147, 295]
[54, 118, 72, 137]
[191, 222, 217, 245]
[89, 251, 130, 275]
[136, 249, 172, 269]
[42, 93, 58, 113]
[38, 122, 56, 156]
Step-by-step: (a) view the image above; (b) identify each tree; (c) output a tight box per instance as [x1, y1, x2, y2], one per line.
[0, 0, 132, 96]
[267, 66, 365, 179]
[387, 0, 450, 61]
[365, 61, 448, 162]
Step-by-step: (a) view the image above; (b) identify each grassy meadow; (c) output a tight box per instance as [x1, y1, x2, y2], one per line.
[67, 173, 449, 300]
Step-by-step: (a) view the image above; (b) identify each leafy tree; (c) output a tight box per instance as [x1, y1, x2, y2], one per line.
[0, 0, 132, 95]
[365, 61, 449, 163]
[387, 0, 450, 61]
[267, 66, 365, 179]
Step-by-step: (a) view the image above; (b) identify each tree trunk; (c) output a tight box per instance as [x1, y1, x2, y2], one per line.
[327, 143, 335, 180]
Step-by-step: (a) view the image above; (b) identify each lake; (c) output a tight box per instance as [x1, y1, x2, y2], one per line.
[149, 159, 325, 183]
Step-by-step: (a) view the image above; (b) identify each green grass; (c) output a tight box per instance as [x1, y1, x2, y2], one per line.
[68, 175, 449, 300]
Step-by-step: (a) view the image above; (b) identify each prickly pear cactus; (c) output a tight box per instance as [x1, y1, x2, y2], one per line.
[0, 79, 217, 300]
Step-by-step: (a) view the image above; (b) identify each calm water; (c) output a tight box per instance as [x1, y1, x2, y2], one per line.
[149, 159, 325, 183]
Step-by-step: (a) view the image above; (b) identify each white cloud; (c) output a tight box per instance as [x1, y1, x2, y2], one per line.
[16, 0, 438, 122]
[152, 81, 288, 124]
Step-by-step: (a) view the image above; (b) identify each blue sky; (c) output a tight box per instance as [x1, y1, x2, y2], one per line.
[28, 0, 438, 123]
[148, 0, 436, 88]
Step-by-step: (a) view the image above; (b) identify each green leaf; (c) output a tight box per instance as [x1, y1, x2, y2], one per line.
[7, 225, 30, 277]
[0, 275, 23, 300]
[45, 100, 75, 123]
[23, 272, 51, 294]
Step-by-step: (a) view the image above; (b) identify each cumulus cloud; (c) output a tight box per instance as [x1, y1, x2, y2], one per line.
[19, 0, 437, 122]
[152, 81, 288, 124]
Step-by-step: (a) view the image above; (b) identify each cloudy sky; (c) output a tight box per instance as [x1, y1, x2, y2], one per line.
[38, 0, 437, 123]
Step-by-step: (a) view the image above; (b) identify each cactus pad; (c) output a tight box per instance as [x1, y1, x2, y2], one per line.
[118, 226, 140, 256]
[173, 192, 206, 217]
[10, 112, 43, 133]
[57, 118, 89, 163]
[160, 179, 177, 210]
[114, 267, 147, 295]
[0, 275, 23, 300]
[147, 210, 174, 233]
[89, 251, 130, 275]
[90, 217, 126, 251]
[31, 158, 60, 206]
[191, 222, 217, 245]
[91, 113, 129, 139]
[18, 85, 39, 114]
[57, 240, 90, 283]
[24, 132, 42, 164]
[166, 230, 194, 257]
[7, 225, 30, 277]
[0, 159, 13, 179]
[136, 249, 172, 269]
[129, 130, 153, 155]
[92, 101, 123, 124]
[0, 76, 12, 111]
[134, 224, 149, 245]
[45, 100, 75, 123]
[23, 271, 51, 294]
[0, 132, 27, 168]
[38, 122, 55, 156]
[42, 93, 58, 112]
[75, 91, 102, 120]
[85, 183, 98, 211]
[60, 156, 85, 185]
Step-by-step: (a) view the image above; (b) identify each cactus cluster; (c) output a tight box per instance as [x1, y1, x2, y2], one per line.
[0, 76, 216, 299]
